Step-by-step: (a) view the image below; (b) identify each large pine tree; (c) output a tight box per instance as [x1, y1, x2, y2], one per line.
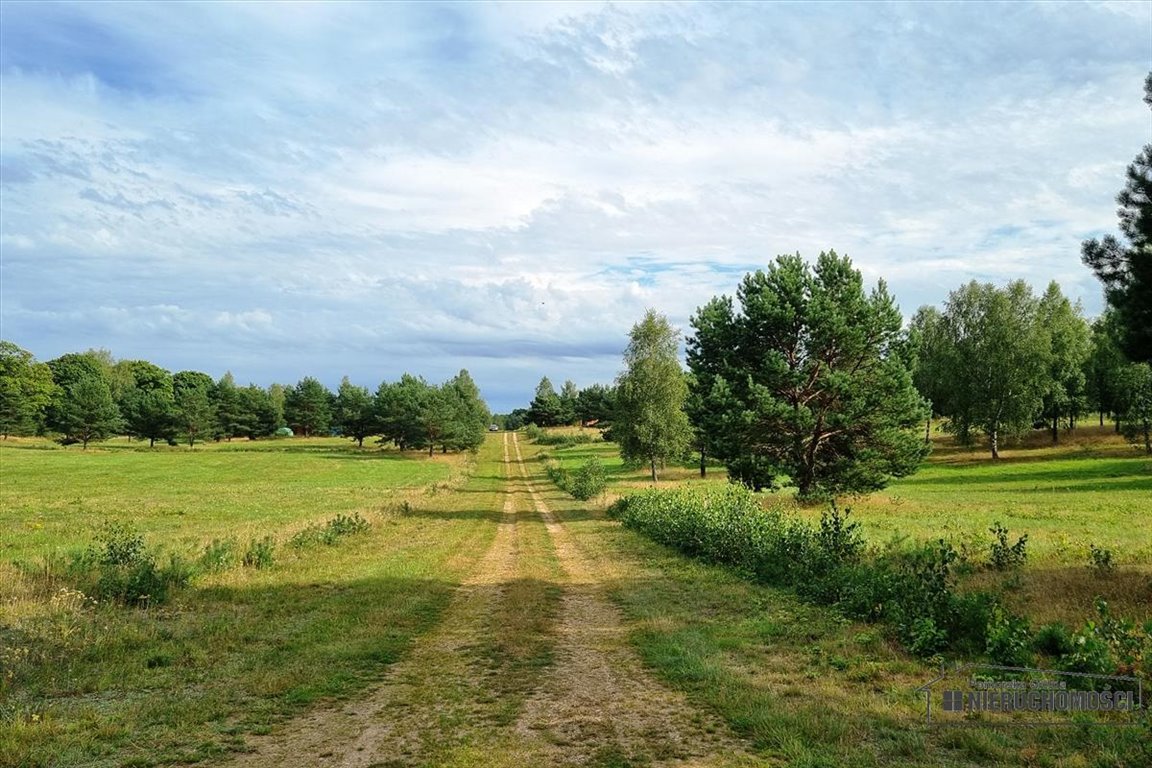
[687, 251, 927, 497]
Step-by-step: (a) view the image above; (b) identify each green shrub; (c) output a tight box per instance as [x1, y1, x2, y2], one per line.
[610, 486, 1026, 660]
[985, 604, 1034, 667]
[1035, 623, 1075, 657]
[525, 424, 595, 447]
[544, 459, 570, 492]
[242, 536, 275, 568]
[568, 458, 607, 500]
[1088, 544, 1115, 576]
[290, 513, 371, 549]
[197, 538, 237, 573]
[988, 522, 1028, 571]
[68, 522, 190, 607]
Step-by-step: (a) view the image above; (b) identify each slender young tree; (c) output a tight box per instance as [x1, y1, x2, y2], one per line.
[1085, 312, 1128, 429]
[938, 281, 1050, 458]
[1037, 282, 1091, 442]
[173, 371, 216, 447]
[1117, 363, 1152, 454]
[615, 310, 692, 482]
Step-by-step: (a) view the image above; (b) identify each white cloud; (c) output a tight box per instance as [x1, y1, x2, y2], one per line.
[1, 1, 1148, 409]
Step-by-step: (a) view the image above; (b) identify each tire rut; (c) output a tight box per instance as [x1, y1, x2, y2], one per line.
[230, 434, 526, 768]
[510, 433, 752, 767]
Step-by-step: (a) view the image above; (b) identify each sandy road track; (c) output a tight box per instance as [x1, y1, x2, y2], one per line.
[229, 433, 753, 767]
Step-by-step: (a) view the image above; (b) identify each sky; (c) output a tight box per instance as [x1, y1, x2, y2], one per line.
[2, 1, 1150, 412]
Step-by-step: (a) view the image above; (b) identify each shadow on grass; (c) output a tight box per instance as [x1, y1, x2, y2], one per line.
[899, 458, 1152, 488]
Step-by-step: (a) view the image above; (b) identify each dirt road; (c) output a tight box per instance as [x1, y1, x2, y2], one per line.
[229, 432, 751, 767]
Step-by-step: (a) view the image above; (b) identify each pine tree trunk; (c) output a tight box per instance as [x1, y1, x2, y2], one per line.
[650, 459, 658, 483]
[925, 417, 931, 444]
[1100, 411, 1105, 427]
[1051, 410, 1058, 444]
[699, 448, 706, 478]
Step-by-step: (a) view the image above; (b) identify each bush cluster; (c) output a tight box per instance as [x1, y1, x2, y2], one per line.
[67, 522, 191, 607]
[609, 486, 1151, 677]
[289, 512, 371, 549]
[545, 457, 607, 500]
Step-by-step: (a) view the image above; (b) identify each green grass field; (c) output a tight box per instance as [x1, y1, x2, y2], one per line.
[544, 424, 1152, 627]
[529, 436, 1151, 767]
[2, 427, 1150, 767]
[0, 436, 460, 561]
[0, 437, 498, 767]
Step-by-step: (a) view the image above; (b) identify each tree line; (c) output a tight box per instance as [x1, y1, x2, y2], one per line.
[520, 74, 1152, 496]
[0, 344, 491, 455]
[570, 254, 1150, 500]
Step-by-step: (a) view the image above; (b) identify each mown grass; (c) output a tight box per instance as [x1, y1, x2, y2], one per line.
[533, 452, 1152, 768]
[0, 436, 459, 562]
[0, 436, 503, 768]
[542, 425, 1152, 628]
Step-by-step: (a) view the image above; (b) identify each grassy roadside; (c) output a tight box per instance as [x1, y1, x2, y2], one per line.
[0, 436, 459, 560]
[531, 457, 1152, 767]
[540, 428, 1151, 629]
[0, 437, 504, 768]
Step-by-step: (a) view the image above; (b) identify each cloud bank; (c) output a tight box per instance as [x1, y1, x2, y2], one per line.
[2, 1, 1149, 410]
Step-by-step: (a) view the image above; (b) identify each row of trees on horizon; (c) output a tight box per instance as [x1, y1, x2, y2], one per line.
[4, 75, 1149, 486]
[0, 344, 491, 455]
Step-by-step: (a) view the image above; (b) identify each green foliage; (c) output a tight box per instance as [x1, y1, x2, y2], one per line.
[1037, 282, 1091, 442]
[1117, 362, 1152, 453]
[528, 428, 595, 448]
[528, 376, 564, 427]
[987, 522, 1028, 571]
[687, 251, 928, 497]
[333, 376, 376, 446]
[985, 604, 1034, 667]
[611, 486, 1009, 659]
[242, 536, 275, 569]
[197, 538, 237, 573]
[1088, 544, 1115, 576]
[1085, 312, 1128, 422]
[375, 374, 428, 450]
[574, 383, 615, 425]
[68, 523, 190, 607]
[614, 310, 693, 481]
[289, 513, 371, 549]
[1034, 623, 1075, 657]
[934, 280, 1050, 458]
[0, 340, 56, 438]
[568, 457, 607, 500]
[284, 376, 332, 437]
[441, 369, 490, 452]
[1081, 72, 1152, 363]
[49, 369, 123, 449]
[173, 371, 216, 447]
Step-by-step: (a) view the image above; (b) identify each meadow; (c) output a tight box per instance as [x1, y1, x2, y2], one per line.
[546, 424, 1152, 628]
[0, 437, 499, 767]
[534, 427, 1152, 766]
[1, 426, 1149, 767]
